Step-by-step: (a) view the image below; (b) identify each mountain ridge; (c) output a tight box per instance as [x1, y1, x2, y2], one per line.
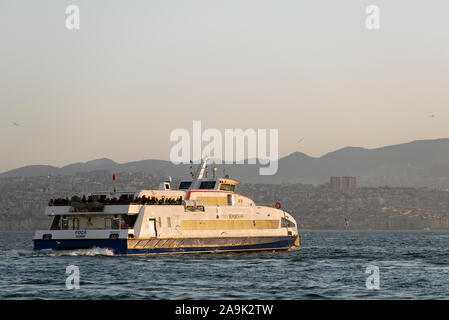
[2, 138, 449, 187]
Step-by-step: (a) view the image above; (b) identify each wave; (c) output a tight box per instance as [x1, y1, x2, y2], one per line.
[0, 249, 34, 258]
[1, 247, 115, 258]
[45, 247, 115, 257]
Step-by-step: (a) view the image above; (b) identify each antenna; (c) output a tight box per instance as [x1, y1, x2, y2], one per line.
[196, 157, 209, 180]
[223, 166, 229, 179]
[189, 157, 209, 189]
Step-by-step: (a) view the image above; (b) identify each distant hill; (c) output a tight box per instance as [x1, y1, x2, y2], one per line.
[1, 138, 449, 187]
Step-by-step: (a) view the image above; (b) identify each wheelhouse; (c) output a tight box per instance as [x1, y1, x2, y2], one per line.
[178, 178, 239, 192]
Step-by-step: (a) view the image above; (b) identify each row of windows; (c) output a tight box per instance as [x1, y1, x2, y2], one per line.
[281, 217, 296, 228]
[219, 184, 236, 192]
[50, 215, 137, 230]
[178, 181, 192, 189]
[179, 180, 236, 192]
[199, 181, 216, 189]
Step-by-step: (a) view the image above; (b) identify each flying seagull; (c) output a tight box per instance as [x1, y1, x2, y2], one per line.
[12, 122, 19, 126]
[297, 137, 305, 144]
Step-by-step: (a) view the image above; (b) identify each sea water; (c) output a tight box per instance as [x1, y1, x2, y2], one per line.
[1, 230, 448, 299]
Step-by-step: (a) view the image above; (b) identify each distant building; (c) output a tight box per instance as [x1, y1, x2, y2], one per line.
[342, 176, 356, 190]
[330, 176, 356, 190]
[330, 177, 341, 189]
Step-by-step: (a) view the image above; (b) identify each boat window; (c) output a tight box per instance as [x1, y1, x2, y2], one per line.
[112, 218, 120, 229]
[199, 181, 216, 189]
[179, 181, 192, 189]
[281, 217, 296, 228]
[219, 184, 235, 192]
[71, 218, 79, 230]
[227, 194, 233, 206]
[124, 215, 138, 229]
[61, 218, 69, 230]
[50, 216, 61, 230]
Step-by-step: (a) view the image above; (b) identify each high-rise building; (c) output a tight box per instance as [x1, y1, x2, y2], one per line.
[330, 176, 356, 190]
[341, 176, 357, 190]
[330, 177, 341, 189]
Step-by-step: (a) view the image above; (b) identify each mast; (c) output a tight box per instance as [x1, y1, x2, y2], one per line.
[195, 157, 209, 180]
[191, 157, 209, 189]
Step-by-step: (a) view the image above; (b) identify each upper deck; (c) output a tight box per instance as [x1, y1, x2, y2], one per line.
[45, 158, 255, 216]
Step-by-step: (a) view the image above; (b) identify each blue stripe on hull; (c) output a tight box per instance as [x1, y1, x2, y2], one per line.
[34, 239, 127, 254]
[34, 237, 297, 255]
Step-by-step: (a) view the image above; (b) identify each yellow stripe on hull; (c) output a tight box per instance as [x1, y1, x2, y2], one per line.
[180, 219, 280, 230]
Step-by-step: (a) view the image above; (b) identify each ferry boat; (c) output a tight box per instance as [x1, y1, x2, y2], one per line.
[33, 159, 300, 255]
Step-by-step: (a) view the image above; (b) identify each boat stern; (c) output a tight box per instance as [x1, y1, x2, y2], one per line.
[33, 229, 130, 254]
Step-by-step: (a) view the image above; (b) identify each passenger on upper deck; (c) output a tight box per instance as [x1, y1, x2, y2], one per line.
[50, 194, 184, 207]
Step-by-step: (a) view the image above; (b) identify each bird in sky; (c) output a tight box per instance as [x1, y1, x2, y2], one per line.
[297, 137, 305, 144]
[12, 122, 19, 126]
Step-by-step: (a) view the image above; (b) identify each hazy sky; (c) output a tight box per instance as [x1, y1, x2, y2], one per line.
[1, 1, 448, 172]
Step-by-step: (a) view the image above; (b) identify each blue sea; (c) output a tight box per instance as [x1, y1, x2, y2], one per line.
[1, 230, 448, 299]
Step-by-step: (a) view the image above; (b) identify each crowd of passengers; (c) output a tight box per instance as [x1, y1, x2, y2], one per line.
[49, 195, 183, 206]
